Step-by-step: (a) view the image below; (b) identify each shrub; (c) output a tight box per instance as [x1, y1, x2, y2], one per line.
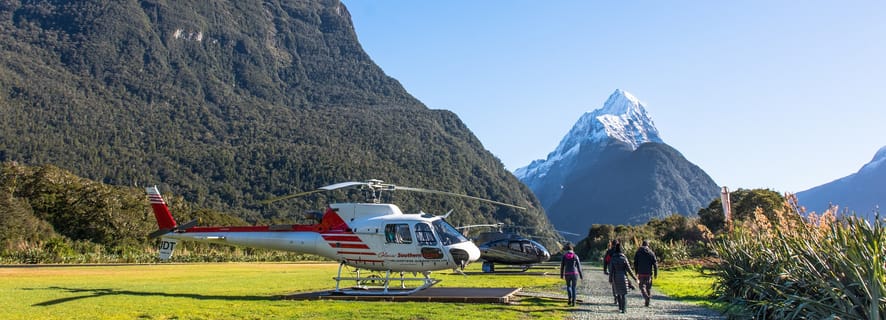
[712, 198, 884, 319]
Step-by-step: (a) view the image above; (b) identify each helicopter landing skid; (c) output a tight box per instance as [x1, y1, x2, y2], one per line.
[332, 263, 441, 296]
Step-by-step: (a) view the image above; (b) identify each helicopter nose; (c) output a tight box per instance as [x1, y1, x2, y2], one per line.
[448, 242, 481, 265]
[540, 247, 551, 262]
[467, 243, 481, 262]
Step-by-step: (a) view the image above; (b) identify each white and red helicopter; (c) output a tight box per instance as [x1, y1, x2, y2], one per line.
[146, 179, 524, 295]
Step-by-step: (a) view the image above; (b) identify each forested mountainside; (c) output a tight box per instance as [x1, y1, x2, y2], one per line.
[0, 0, 556, 247]
[0, 163, 245, 252]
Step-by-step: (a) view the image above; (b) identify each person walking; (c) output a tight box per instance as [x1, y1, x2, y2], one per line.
[602, 239, 619, 305]
[608, 242, 637, 313]
[634, 240, 659, 307]
[559, 243, 583, 306]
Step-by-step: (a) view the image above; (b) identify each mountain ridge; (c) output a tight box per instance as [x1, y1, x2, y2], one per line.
[0, 0, 557, 245]
[515, 90, 719, 229]
[515, 89, 665, 207]
[514, 89, 662, 180]
[797, 146, 886, 219]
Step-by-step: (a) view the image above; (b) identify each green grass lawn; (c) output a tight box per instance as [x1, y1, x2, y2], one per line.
[0, 263, 567, 320]
[655, 266, 725, 311]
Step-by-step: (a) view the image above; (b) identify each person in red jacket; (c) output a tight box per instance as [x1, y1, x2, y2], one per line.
[559, 243, 584, 306]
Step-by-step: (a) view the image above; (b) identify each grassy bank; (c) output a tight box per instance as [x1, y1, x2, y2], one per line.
[655, 266, 724, 311]
[0, 263, 566, 320]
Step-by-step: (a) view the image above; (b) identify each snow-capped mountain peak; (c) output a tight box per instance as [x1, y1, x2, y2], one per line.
[547, 89, 661, 160]
[600, 89, 642, 115]
[514, 89, 663, 181]
[512, 89, 720, 227]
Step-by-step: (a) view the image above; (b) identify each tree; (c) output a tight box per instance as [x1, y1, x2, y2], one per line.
[698, 199, 727, 234]
[698, 188, 791, 234]
[647, 213, 708, 242]
[574, 224, 614, 260]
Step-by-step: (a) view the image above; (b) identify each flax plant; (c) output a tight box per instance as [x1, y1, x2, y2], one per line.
[712, 195, 885, 319]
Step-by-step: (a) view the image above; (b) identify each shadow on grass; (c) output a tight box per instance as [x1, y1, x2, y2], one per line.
[482, 296, 581, 314]
[28, 286, 277, 306]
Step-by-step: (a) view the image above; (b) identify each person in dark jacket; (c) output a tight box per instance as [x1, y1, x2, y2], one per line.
[633, 240, 658, 307]
[559, 243, 583, 306]
[608, 243, 637, 313]
[602, 239, 619, 304]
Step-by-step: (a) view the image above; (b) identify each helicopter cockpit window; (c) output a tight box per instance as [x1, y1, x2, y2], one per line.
[509, 241, 522, 252]
[414, 223, 436, 246]
[384, 224, 412, 244]
[523, 242, 537, 254]
[432, 219, 469, 246]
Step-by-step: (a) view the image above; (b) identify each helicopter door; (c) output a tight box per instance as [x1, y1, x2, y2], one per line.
[414, 222, 444, 259]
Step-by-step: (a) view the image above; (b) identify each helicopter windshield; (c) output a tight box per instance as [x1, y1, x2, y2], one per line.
[432, 219, 469, 246]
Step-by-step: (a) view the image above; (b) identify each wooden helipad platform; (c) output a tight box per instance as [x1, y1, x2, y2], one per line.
[282, 287, 521, 304]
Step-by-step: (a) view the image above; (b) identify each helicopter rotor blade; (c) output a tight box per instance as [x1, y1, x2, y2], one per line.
[260, 180, 526, 210]
[259, 189, 326, 204]
[557, 230, 581, 236]
[394, 186, 526, 210]
[319, 181, 370, 191]
[455, 223, 504, 230]
[259, 181, 374, 205]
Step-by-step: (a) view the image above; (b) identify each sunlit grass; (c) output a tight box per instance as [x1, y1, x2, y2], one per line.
[655, 266, 725, 311]
[0, 263, 566, 320]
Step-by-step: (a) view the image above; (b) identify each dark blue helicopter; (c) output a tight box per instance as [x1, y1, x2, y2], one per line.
[459, 224, 552, 273]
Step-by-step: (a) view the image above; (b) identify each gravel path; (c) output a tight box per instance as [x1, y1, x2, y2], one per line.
[525, 265, 726, 320]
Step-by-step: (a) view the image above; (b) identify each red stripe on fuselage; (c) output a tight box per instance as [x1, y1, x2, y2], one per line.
[322, 235, 362, 242]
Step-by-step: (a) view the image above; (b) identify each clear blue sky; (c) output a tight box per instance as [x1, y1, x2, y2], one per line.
[344, 1, 885, 194]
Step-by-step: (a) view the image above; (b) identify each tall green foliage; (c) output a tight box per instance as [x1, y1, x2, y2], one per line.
[574, 213, 713, 265]
[712, 200, 885, 319]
